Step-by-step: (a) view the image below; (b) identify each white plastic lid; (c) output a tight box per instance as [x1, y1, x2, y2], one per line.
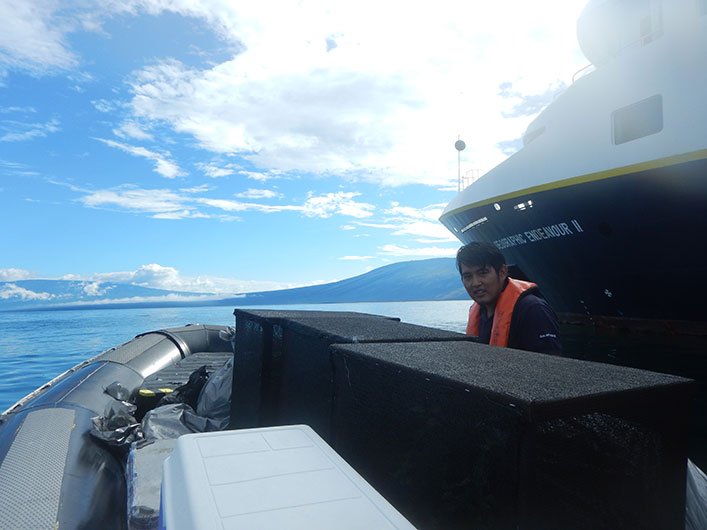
[160, 424, 416, 529]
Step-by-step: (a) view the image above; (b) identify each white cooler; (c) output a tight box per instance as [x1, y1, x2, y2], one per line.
[159, 425, 416, 529]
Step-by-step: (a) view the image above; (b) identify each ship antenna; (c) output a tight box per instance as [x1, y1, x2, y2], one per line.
[454, 137, 466, 192]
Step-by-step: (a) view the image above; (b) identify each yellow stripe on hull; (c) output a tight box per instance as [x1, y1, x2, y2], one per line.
[441, 148, 707, 219]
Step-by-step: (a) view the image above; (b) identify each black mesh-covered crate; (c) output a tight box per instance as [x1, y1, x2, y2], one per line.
[329, 340, 695, 530]
[229, 309, 467, 434]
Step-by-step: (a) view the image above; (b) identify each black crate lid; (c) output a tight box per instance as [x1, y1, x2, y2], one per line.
[331, 341, 695, 422]
[233, 308, 400, 323]
[282, 315, 468, 343]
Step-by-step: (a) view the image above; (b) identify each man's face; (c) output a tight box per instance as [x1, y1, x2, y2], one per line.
[460, 262, 508, 311]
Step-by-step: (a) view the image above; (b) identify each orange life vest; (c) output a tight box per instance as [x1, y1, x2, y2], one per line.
[466, 278, 538, 347]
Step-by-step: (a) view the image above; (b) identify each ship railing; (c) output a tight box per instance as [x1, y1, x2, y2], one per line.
[572, 63, 596, 83]
[461, 169, 484, 190]
[572, 26, 663, 83]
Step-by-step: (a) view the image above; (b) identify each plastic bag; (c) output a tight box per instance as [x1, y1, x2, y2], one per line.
[142, 403, 199, 440]
[183, 408, 227, 433]
[219, 326, 237, 352]
[89, 382, 143, 449]
[141, 402, 226, 440]
[157, 365, 209, 409]
[90, 404, 143, 449]
[196, 356, 233, 431]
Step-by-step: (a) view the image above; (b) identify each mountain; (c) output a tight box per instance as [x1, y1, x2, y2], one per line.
[0, 258, 468, 311]
[228, 258, 466, 306]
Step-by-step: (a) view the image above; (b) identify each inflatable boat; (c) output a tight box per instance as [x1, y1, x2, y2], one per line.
[0, 324, 233, 529]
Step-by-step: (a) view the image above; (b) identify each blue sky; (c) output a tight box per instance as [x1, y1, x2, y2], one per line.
[1, 0, 588, 298]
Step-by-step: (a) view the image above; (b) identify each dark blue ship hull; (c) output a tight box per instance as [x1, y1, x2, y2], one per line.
[440, 152, 707, 329]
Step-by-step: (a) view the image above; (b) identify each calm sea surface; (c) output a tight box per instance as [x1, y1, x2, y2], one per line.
[1, 300, 705, 466]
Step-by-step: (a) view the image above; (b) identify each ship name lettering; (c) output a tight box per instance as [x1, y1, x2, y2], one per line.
[524, 223, 573, 242]
[495, 221, 579, 249]
[493, 233, 528, 249]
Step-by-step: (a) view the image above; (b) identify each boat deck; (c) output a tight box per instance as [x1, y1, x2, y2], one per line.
[141, 350, 232, 392]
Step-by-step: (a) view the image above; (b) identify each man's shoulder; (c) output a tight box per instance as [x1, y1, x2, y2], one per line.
[514, 291, 551, 312]
[511, 291, 560, 335]
[509, 290, 562, 355]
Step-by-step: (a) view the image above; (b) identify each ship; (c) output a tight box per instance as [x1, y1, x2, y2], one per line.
[440, 0, 707, 332]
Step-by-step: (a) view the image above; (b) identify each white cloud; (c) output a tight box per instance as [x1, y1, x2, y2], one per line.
[354, 221, 395, 230]
[152, 210, 212, 220]
[180, 184, 211, 193]
[114, 121, 154, 141]
[0, 118, 60, 142]
[92, 263, 302, 294]
[92, 99, 116, 113]
[0, 159, 31, 171]
[78, 184, 374, 220]
[51, 293, 224, 307]
[81, 186, 191, 215]
[382, 203, 457, 241]
[127, 57, 425, 183]
[0, 268, 32, 281]
[91, 263, 190, 290]
[0, 1, 78, 73]
[0, 106, 36, 114]
[82, 281, 111, 296]
[389, 220, 457, 241]
[197, 162, 236, 178]
[0, 1, 589, 187]
[355, 202, 458, 242]
[134, 263, 181, 287]
[0, 264, 308, 297]
[0, 283, 54, 300]
[95, 138, 184, 178]
[193, 197, 262, 212]
[195, 192, 376, 219]
[109, 0, 589, 188]
[238, 170, 280, 181]
[301, 192, 374, 219]
[235, 188, 281, 199]
[67, 70, 94, 92]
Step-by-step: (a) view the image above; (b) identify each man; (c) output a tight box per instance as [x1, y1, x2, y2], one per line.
[457, 241, 562, 355]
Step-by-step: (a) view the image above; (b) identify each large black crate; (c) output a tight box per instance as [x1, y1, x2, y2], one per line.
[229, 309, 467, 435]
[329, 340, 695, 530]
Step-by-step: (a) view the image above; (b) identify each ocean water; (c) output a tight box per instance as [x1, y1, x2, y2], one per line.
[0, 300, 470, 413]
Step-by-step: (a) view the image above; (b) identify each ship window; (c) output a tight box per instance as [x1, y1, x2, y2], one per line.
[612, 95, 663, 145]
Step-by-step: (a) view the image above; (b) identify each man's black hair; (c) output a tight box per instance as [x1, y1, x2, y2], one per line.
[456, 241, 506, 273]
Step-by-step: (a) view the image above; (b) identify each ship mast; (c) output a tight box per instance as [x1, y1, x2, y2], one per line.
[455, 137, 466, 192]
